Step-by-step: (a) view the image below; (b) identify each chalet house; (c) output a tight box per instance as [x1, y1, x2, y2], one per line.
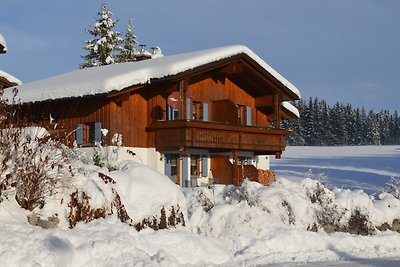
[4, 45, 300, 187]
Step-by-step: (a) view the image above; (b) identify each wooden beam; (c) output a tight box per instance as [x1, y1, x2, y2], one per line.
[110, 92, 130, 103]
[220, 61, 244, 75]
[274, 93, 281, 129]
[107, 84, 145, 101]
[255, 95, 274, 107]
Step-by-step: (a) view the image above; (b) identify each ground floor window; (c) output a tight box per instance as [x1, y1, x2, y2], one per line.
[76, 122, 101, 146]
[165, 154, 179, 184]
[191, 154, 200, 177]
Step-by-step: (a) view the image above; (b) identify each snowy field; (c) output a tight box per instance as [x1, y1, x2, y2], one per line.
[1, 145, 400, 266]
[271, 146, 400, 195]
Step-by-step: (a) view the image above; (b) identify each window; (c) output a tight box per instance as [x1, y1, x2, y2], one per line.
[76, 122, 101, 146]
[237, 105, 251, 126]
[167, 92, 181, 120]
[191, 154, 200, 176]
[165, 154, 179, 184]
[170, 157, 178, 184]
[237, 105, 245, 125]
[237, 156, 253, 166]
[192, 102, 203, 120]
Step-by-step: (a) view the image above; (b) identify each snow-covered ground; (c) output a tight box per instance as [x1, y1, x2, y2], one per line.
[272, 146, 400, 194]
[1, 145, 400, 266]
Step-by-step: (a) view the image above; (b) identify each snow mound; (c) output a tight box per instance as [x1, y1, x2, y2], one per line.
[109, 161, 187, 226]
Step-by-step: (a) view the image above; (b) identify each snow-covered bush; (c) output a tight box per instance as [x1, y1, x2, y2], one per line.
[91, 133, 123, 170]
[109, 161, 187, 231]
[0, 127, 74, 211]
[185, 178, 400, 238]
[385, 176, 400, 199]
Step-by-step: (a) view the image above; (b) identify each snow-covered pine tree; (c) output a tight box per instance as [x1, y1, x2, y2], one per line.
[312, 97, 323, 145]
[319, 99, 333, 145]
[117, 18, 138, 63]
[366, 110, 380, 145]
[388, 111, 400, 145]
[80, 4, 122, 69]
[353, 108, 365, 145]
[303, 97, 316, 145]
[378, 110, 390, 145]
[330, 102, 347, 145]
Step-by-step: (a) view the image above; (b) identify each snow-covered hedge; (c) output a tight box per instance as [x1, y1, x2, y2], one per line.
[185, 178, 400, 236]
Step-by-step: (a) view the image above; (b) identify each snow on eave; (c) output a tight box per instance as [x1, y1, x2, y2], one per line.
[0, 33, 7, 53]
[0, 70, 22, 85]
[282, 101, 300, 118]
[4, 45, 300, 104]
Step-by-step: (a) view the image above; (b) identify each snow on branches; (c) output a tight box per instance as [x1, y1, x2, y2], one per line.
[80, 4, 123, 68]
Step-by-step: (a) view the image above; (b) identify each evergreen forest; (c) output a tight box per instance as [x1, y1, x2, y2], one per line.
[283, 98, 400, 146]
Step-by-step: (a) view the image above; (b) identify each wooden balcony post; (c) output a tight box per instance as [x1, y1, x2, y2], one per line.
[179, 80, 188, 120]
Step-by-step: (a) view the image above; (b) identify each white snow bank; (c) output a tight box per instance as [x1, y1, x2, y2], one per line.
[184, 178, 400, 265]
[2, 175, 400, 265]
[109, 161, 187, 224]
[0, 70, 22, 85]
[4, 45, 300, 103]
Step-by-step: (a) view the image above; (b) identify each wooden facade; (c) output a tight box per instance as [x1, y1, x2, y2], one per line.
[11, 50, 300, 187]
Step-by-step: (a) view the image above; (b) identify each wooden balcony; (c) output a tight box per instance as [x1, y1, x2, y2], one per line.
[147, 120, 289, 155]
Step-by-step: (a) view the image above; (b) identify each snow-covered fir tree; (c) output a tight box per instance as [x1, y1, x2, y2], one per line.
[366, 111, 380, 145]
[378, 110, 390, 145]
[80, 4, 123, 68]
[117, 18, 138, 63]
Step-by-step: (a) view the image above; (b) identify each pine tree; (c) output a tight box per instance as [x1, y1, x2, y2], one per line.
[117, 18, 138, 63]
[303, 97, 315, 145]
[312, 97, 323, 145]
[80, 4, 122, 68]
[330, 102, 347, 145]
[366, 111, 380, 145]
[378, 110, 390, 145]
[320, 100, 332, 145]
[392, 111, 400, 145]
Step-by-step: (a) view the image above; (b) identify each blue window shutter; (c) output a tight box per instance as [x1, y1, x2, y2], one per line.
[167, 106, 172, 120]
[76, 124, 83, 145]
[203, 103, 208, 121]
[201, 155, 208, 177]
[186, 98, 191, 120]
[246, 106, 252, 126]
[94, 122, 102, 144]
[164, 154, 171, 177]
[182, 155, 189, 187]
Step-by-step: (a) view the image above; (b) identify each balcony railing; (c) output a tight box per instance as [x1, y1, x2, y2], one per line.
[147, 120, 289, 154]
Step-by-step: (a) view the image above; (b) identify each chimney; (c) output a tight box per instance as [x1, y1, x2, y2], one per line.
[136, 44, 152, 61]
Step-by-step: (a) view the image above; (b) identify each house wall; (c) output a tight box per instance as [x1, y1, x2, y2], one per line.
[16, 69, 282, 187]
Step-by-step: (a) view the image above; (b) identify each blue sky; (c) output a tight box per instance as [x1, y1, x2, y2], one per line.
[1, 0, 399, 111]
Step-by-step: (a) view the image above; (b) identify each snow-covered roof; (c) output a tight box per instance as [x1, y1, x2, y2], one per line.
[0, 70, 22, 85]
[0, 33, 7, 53]
[5, 45, 300, 104]
[282, 101, 300, 118]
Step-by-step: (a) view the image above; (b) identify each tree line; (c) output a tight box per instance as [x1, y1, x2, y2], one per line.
[282, 98, 400, 146]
